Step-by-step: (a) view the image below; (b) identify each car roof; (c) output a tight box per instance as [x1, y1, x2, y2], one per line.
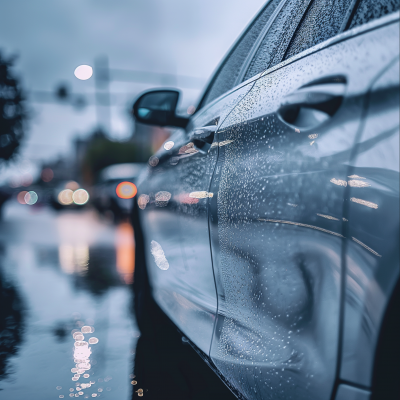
[99, 163, 145, 182]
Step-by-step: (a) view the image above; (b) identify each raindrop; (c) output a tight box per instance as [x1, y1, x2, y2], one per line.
[150, 240, 169, 270]
[163, 141, 174, 150]
[148, 156, 159, 167]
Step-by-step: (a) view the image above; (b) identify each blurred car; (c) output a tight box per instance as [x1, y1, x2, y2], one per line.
[92, 163, 144, 222]
[132, 1, 399, 400]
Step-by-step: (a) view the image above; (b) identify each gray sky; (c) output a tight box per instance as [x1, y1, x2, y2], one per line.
[0, 0, 264, 182]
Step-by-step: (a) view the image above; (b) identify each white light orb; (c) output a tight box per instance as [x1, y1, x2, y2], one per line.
[73, 189, 89, 205]
[74, 65, 93, 80]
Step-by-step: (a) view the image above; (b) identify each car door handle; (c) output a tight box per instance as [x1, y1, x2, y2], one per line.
[278, 80, 346, 128]
[190, 125, 218, 144]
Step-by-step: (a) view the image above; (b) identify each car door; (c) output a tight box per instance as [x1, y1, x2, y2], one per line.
[208, 2, 399, 400]
[172, 82, 256, 353]
[136, 0, 289, 356]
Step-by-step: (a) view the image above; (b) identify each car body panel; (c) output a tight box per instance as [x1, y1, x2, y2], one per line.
[340, 57, 400, 386]
[137, 82, 255, 354]
[208, 18, 399, 400]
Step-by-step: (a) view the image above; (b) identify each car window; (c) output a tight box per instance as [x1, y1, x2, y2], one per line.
[243, 0, 312, 82]
[199, 0, 282, 108]
[348, 0, 400, 29]
[283, 0, 354, 61]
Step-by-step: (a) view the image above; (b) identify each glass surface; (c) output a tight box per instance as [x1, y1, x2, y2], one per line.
[137, 90, 179, 122]
[349, 0, 400, 29]
[243, 0, 312, 81]
[284, 0, 353, 60]
[200, 0, 282, 107]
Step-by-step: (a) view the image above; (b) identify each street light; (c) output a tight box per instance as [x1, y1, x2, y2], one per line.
[74, 65, 93, 80]
[73, 58, 110, 132]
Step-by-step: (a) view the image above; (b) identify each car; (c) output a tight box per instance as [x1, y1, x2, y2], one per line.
[92, 163, 144, 222]
[131, 1, 400, 399]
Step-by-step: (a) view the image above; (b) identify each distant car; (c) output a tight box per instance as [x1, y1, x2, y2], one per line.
[132, 1, 400, 400]
[92, 163, 144, 222]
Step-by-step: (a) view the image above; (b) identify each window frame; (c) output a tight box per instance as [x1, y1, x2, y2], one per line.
[195, 0, 390, 115]
[238, 0, 311, 84]
[281, 0, 358, 62]
[233, 0, 288, 86]
[241, 0, 363, 84]
[195, 0, 284, 112]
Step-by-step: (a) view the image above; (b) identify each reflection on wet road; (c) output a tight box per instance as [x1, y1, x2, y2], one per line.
[0, 203, 138, 399]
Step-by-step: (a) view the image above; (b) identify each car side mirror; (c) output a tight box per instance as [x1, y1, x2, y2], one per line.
[132, 89, 189, 128]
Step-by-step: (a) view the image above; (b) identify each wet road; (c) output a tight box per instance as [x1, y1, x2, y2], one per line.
[0, 202, 138, 399]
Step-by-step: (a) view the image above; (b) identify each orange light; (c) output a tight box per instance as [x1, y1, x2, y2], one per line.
[116, 223, 135, 284]
[116, 182, 137, 199]
[17, 191, 28, 204]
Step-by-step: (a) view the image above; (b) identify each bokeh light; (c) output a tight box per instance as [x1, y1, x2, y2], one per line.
[24, 191, 38, 205]
[17, 191, 28, 204]
[73, 332, 84, 340]
[66, 181, 80, 191]
[81, 326, 92, 334]
[187, 105, 196, 115]
[21, 173, 33, 187]
[41, 168, 54, 182]
[73, 189, 89, 205]
[58, 189, 74, 205]
[116, 182, 137, 199]
[74, 65, 93, 80]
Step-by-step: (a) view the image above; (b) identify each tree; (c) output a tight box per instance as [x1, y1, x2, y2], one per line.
[0, 51, 27, 161]
[81, 128, 151, 185]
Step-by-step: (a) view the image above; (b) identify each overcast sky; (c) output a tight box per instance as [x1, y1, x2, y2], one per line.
[0, 0, 264, 182]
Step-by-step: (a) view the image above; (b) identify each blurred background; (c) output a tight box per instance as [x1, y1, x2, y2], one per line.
[0, 0, 264, 197]
[0, 0, 263, 399]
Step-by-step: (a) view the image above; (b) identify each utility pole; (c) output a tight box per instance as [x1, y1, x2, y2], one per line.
[94, 56, 111, 133]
